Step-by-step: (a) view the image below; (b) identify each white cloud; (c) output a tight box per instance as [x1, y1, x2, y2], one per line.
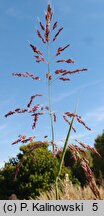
[70, 130, 94, 142]
[6, 8, 31, 20]
[84, 106, 104, 123]
[55, 130, 94, 149]
[53, 79, 104, 103]
[6, 8, 24, 19]
[53, 89, 77, 103]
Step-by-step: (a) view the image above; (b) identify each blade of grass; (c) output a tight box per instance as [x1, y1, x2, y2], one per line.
[55, 114, 75, 199]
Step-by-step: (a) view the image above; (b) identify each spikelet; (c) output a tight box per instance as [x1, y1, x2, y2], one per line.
[27, 94, 42, 108]
[55, 69, 67, 74]
[34, 55, 46, 63]
[75, 139, 101, 157]
[53, 27, 63, 42]
[56, 58, 74, 64]
[53, 21, 58, 30]
[30, 44, 42, 55]
[5, 111, 15, 118]
[62, 68, 87, 76]
[39, 21, 45, 31]
[59, 77, 70, 81]
[32, 113, 39, 129]
[36, 29, 46, 43]
[53, 113, 56, 122]
[56, 44, 70, 56]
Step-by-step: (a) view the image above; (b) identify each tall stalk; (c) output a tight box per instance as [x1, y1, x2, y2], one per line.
[47, 42, 55, 152]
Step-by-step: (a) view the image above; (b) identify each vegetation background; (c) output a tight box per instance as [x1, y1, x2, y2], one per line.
[0, 0, 104, 199]
[0, 132, 104, 199]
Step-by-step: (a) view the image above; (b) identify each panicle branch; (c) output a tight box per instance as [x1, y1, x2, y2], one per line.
[62, 68, 87, 76]
[81, 159, 100, 198]
[55, 69, 67, 75]
[38, 18, 45, 31]
[36, 29, 46, 44]
[32, 112, 43, 129]
[59, 77, 70, 81]
[12, 72, 40, 81]
[5, 108, 28, 118]
[53, 27, 63, 42]
[27, 94, 43, 108]
[12, 135, 36, 145]
[56, 58, 74, 64]
[68, 142, 101, 198]
[56, 44, 70, 56]
[30, 44, 43, 55]
[75, 139, 101, 157]
[64, 112, 91, 131]
[52, 21, 58, 30]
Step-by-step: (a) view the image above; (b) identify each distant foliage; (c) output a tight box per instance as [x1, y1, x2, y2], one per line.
[63, 148, 93, 187]
[0, 163, 16, 199]
[92, 131, 104, 183]
[0, 142, 75, 199]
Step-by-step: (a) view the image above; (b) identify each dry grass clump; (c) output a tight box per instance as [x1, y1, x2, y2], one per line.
[35, 177, 104, 200]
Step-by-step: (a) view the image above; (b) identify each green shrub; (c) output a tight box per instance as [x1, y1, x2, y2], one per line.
[0, 142, 75, 199]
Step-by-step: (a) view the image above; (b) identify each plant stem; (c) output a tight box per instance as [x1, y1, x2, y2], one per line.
[47, 43, 55, 152]
[55, 116, 75, 199]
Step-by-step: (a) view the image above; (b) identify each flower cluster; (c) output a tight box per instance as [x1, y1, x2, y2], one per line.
[81, 159, 100, 198]
[45, 3, 53, 42]
[5, 95, 44, 130]
[67, 143, 100, 198]
[5, 91, 55, 131]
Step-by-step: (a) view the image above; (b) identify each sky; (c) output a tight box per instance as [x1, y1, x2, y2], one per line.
[0, 0, 104, 168]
